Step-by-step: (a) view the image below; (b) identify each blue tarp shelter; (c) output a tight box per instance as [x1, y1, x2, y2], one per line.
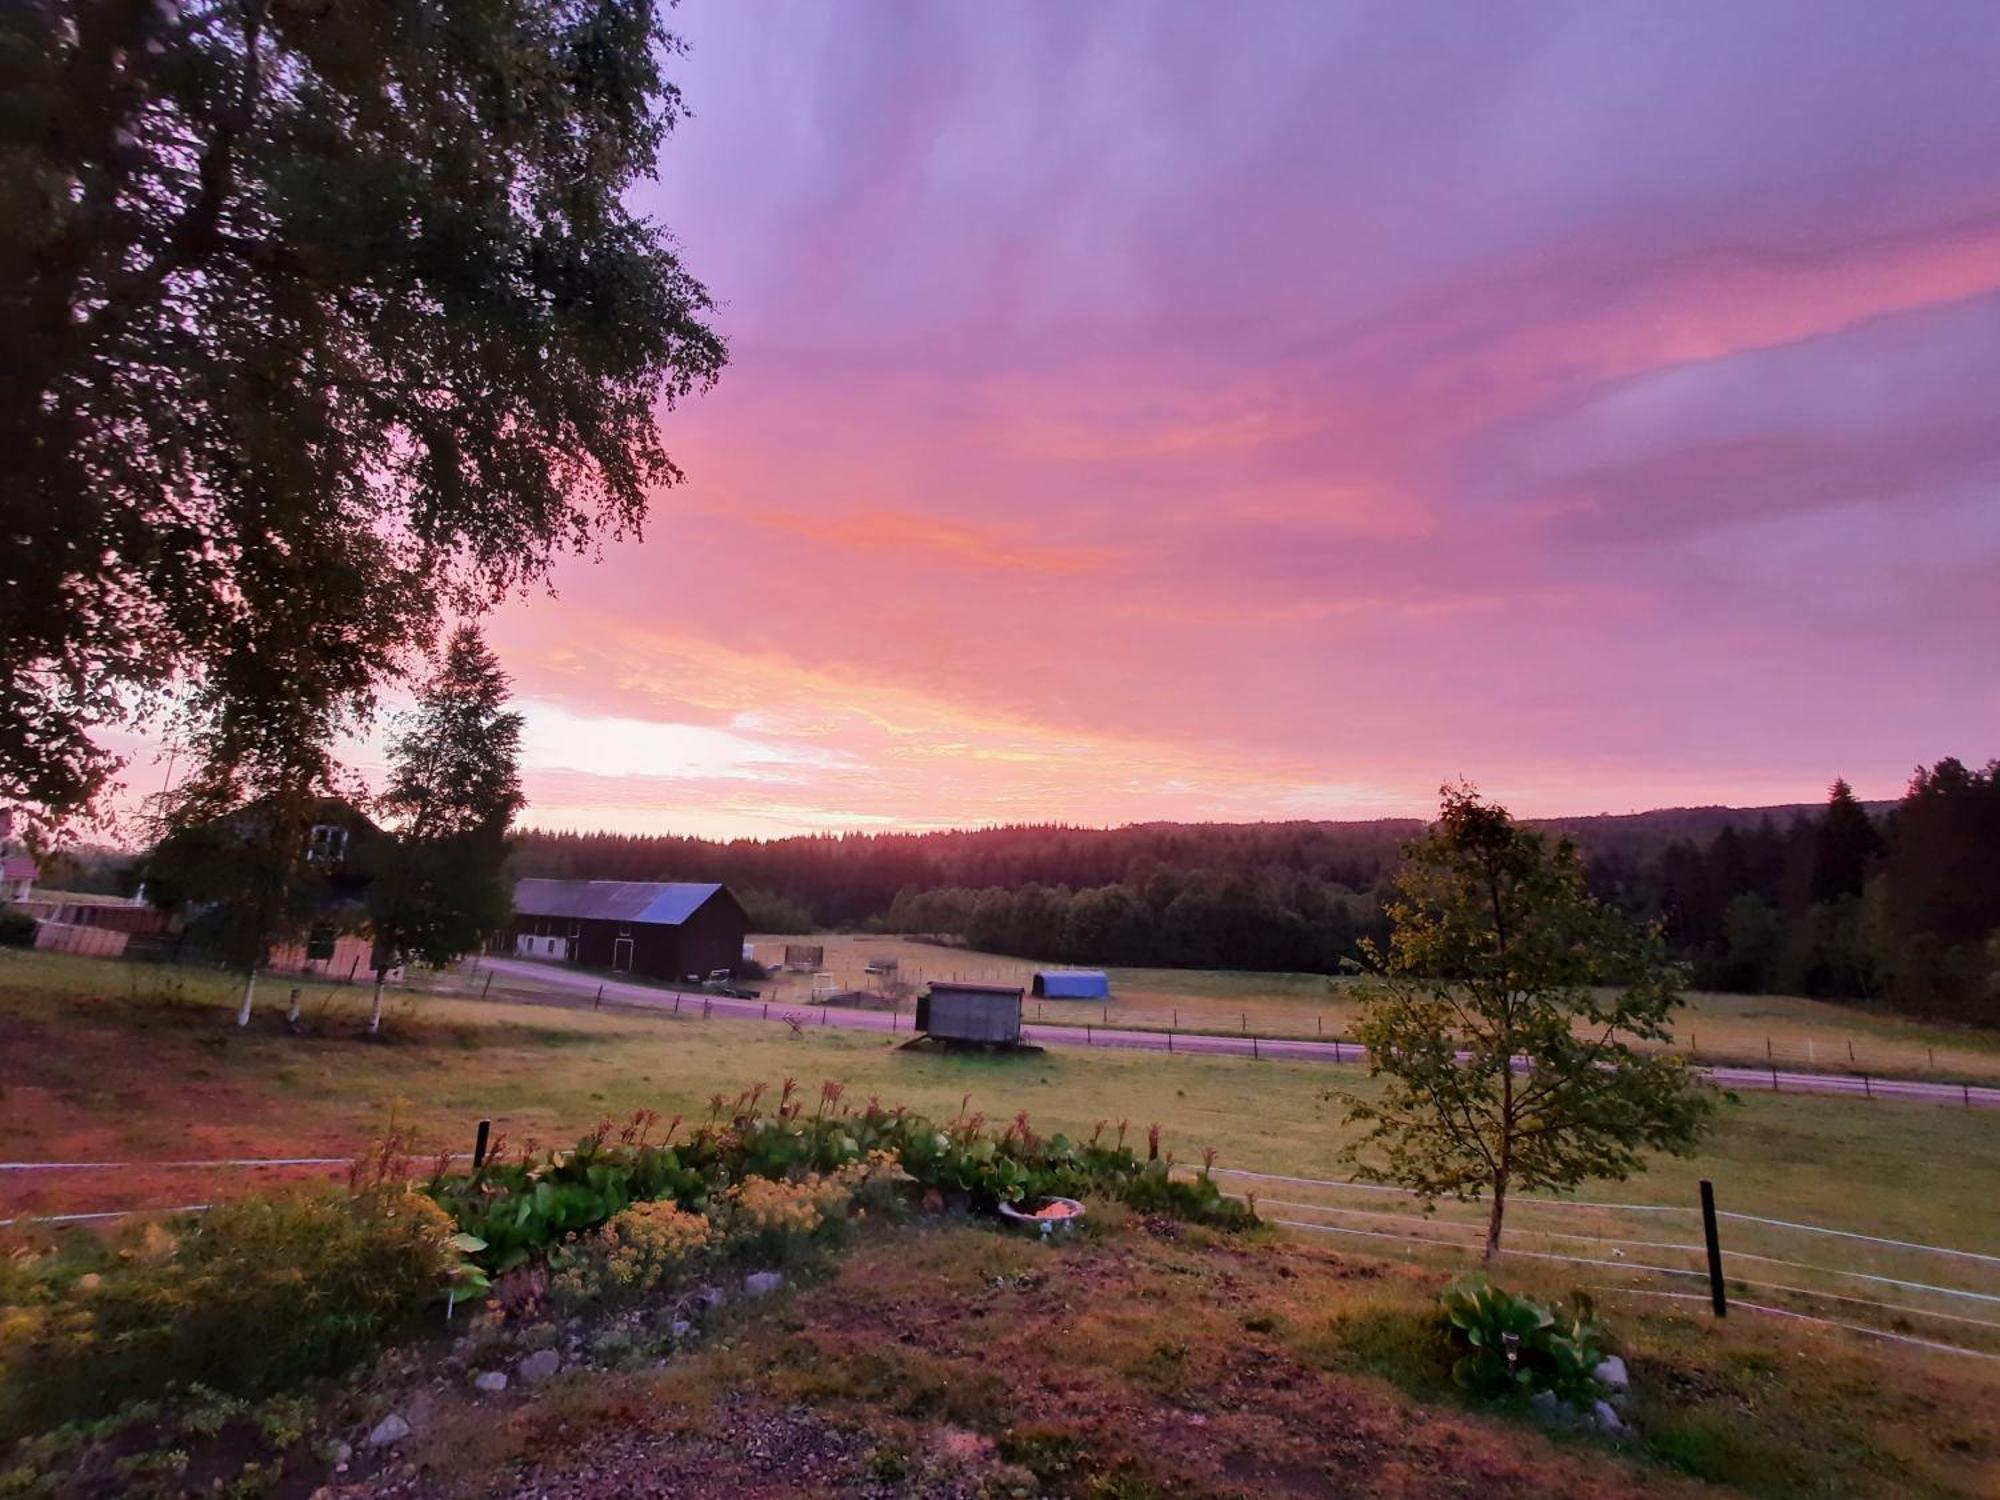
[1031, 969, 1111, 999]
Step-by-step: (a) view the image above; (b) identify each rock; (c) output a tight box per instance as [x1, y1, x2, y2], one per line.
[1593, 1355, 1629, 1390]
[329, 1441, 352, 1464]
[670, 1319, 693, 1339]
[1591, 1399, 1627, 1434]
[695, 1284, 729, 1311]
[743, 1270, 785, 1297]
[473, 1370, 508, 1393]
[1529, 1390, 1561, 1419]
[367, 1414, 412, 1448]
[517, 1348, 562, 1385]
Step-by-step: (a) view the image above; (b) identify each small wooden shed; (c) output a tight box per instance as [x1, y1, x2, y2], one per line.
[916, 981, 1024, 1045]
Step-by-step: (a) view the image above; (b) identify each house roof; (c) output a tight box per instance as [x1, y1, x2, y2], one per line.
[512, 879, 727, 926]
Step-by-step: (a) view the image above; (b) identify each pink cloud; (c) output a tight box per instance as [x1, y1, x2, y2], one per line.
[468, 3, 2000, 836]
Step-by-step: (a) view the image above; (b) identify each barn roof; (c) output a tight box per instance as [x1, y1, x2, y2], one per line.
[1033, 970, 1110, 999]
[512, 879, 727, 926]
[925, 980, 1025, 998]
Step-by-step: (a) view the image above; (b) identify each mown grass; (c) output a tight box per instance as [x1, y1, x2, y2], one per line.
[749, 932, 2000, 1083]
[4, 949, 1998, 1260]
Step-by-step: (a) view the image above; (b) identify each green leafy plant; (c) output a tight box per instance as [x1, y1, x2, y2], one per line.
[1438, 1278, 1606, 1406]
[0, 1190, 456, 1445]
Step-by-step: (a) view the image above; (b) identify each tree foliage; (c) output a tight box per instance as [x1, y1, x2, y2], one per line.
[1340, 785, 1717, 1261]
[366, 626, 524, 1029]
[0, 0, 724, 821]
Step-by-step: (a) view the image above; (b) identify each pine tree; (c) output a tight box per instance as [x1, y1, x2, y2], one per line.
[1810, 778, 1884, 904]
[365, 628, 525, 1033]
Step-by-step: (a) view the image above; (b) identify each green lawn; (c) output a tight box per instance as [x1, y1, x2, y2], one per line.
[748, 932, 2000, 1083]
[6, 949, 1997, 1260]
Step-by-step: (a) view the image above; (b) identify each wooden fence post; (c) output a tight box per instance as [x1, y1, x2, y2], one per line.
[1700, 1180, 1727, 1318]
[473, 1118, 492, 1169]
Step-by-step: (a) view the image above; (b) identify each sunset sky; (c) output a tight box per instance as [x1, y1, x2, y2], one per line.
[476, 1, 2000, 838]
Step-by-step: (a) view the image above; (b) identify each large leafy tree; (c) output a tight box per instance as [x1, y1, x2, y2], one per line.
[1341, 785, 1717, 1263]
[0, 0, 725, 822]
[365, 625, 524, 1032]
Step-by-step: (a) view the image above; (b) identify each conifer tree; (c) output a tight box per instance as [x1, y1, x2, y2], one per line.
[365, 628, 524, 1033]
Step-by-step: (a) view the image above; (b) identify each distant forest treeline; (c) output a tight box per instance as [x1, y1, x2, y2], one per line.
[510, 759, 2000, 1023]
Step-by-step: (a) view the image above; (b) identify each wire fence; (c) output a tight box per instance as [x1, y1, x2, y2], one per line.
[1203, 1166, 2000, 1360]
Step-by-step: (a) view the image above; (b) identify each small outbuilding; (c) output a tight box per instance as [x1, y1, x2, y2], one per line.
[915, 981, 1024, 1046]
[1031, 969, 1111, 1000]
[511, 879, 747, 984]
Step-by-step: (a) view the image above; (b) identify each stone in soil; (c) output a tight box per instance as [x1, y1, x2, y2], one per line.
[367, 1414, 412, 1448]
[517, 1348, 562, 1385]
[1591, 1400, 1627, 1434]
[1593, 1355, 1629, 1390]
[743, 1270, 785, 1297]
[473, 1370, 508, 1393]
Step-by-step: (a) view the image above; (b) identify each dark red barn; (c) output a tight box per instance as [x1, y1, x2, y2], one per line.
[510, 879, 748, 983]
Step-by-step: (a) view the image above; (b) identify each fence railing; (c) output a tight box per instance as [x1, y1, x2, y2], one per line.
[1201, 1166, 2000, 1360]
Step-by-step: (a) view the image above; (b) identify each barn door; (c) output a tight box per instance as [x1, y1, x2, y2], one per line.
[612, 937, 634, 974]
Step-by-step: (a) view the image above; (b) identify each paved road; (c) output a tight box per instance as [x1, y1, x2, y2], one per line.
[475, 957, 2000, 1110]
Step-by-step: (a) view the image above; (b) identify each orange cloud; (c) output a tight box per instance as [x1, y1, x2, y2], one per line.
[748, 507, 1114, 575]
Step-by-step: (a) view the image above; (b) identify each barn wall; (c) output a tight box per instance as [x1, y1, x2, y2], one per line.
[531, 892, 748, 984]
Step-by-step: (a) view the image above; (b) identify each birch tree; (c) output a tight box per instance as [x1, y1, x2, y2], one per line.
[1340, 785, 1717, 1263]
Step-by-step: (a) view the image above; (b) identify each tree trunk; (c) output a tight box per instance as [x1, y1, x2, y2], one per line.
[368, 970, 386, 1034]
[236, 967, 257, 1027]
[1482, 1172, 1509, 1266]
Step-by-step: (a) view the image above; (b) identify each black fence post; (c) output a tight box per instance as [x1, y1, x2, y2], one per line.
[594, 983, 603, 1010]
[481, 972, 493, 1000]
[473, 1118, 492, 1170]
[1700, 1180, 1727, 1318]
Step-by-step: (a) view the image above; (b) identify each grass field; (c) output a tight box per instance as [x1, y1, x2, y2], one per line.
[745, 932, 2000, 1084]
[6, 949, 2000, 1495]
[6, 951, 1998, 1256]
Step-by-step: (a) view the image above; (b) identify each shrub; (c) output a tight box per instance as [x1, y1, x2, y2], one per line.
[0, 1190, 455, 1443]
[1117, 1164, 1259, 1229]
[552, 1201, 713, 1305]
[710, 1154, 903, 1263]
[1437, 1278, 1605, 1407]
[420, 1090, 1255, 1284]
[0, 909, 37, 947]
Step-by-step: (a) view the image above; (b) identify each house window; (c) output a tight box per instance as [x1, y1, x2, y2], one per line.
[307, 824, 349, 864]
